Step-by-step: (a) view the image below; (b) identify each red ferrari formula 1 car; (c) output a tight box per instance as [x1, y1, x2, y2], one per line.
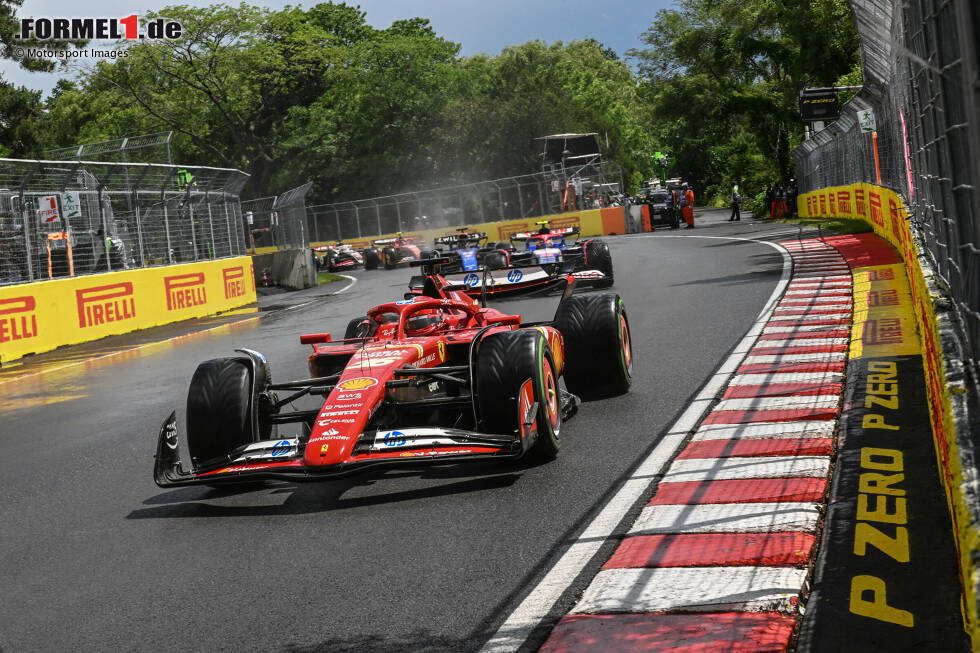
[364, 233, 431, 270]
[152, 261, 632, 487]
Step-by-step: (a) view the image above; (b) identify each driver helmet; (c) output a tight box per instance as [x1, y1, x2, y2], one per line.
[405, 309, 444, 336]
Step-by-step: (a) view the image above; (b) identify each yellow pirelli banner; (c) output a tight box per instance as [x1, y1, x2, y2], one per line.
[0, 257, 257, 365]
[309, 207, 624, 251]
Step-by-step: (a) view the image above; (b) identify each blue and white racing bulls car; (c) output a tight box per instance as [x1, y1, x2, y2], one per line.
[411, 222, 614, 298]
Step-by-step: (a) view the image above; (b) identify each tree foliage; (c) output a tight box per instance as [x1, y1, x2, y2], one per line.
[630, 0, 860, 201]
[18, 0, 858, 204]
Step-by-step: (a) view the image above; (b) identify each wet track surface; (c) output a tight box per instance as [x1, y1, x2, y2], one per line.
[0, 212, 804, 651]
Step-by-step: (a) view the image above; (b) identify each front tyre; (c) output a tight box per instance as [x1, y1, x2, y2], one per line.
[476, 330, 561, 460]
[364, 248, 380, 270]
[585, 240, 614, 288]
[383, 246, 397, 270]
[344, 315, 377, 340]
[554, 294, 632, 399]
[186, 358, 253, 467]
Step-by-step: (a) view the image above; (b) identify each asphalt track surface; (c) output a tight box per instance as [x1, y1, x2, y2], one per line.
[0, 210, 811, 652]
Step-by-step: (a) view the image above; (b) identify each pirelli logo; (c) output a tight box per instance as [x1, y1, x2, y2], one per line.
[164, 272, 207, 311]
[869, 192, 884, 227]
[550, 216, 581, 229]
[223, 266, 247, 299]
[76, 282, 135, 328]
[497, 223, 529, 240]
[0, 295, 38, 342]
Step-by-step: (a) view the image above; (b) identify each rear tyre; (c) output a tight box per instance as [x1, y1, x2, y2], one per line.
[484, 251, 508, 270]
[476, 330, 561, 460]
[585, 239, 614, 288]
[554, 294, 632, 399]
[186, 358, 253, 467]
[383, 246, 397, 270]
[364, 248, 380, 270]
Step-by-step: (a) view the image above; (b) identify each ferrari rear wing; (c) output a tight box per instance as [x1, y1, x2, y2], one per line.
[371, 237, 398, 246]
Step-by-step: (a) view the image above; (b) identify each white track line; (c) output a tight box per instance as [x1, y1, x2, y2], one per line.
[571, 567, 809, 614]
[767, 313, 852, 322]
[754, 338, 849, 348]
[763, 324, 849, 333]
[743, 352, 847, 364]
[628, 502, 820, 534]
[661, 456, 831, 481]
[714, 396, 840, 411]
[478, 235, 794, 653]
[728, 371, 843, 385]
[691, 420, 837, 441]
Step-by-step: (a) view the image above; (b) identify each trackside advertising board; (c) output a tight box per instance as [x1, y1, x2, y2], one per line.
[306, 207, 626, 252]
[798, 183, 980, 648]
[0, 257, 256, 364]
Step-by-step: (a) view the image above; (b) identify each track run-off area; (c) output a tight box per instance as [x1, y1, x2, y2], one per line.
[0, 209, 965, 652]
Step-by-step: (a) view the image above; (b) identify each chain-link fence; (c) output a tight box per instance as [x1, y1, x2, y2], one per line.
[241, 182, 313, 251]
[0, 158, 249, 285]
[792, 0, 980, 365]
[306, 162, 624, 242]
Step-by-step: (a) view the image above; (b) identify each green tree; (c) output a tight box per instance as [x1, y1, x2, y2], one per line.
[631, 0, 859, 201]
[0, 0, 85, 157]
[432, 40, 656, 190]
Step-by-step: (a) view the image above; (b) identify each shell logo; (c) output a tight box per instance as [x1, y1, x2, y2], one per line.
[438, 340, 446, 363]
[337, 377, 378, 391]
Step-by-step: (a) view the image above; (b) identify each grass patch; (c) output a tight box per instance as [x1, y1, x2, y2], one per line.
[317, 271, 346, 285]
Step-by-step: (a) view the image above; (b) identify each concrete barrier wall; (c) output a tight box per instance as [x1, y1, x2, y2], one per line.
[799, 184, 980, 644]
[252, 248, 316, 290]
[0, 256, 257, 365]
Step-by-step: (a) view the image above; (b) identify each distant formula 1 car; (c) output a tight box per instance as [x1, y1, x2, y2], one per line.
[363, 233, 431, 270]
[426, 221, 614, 297]
[314, 242, 364, 271]
[432, 227, 514, 274]
[152, 261, 632, 487]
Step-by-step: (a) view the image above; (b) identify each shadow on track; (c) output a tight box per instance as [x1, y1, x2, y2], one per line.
[126, 457, 558, 519]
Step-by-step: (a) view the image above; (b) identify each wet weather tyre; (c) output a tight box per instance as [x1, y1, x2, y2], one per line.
[554, 293, 632, 399]
[484, 252, 508, 270]
[186, 358, 252, 467]
[476, 330, 561, 460]
[383, 247, 397, 270]
[344, 316, 377, 340]
[585, 239, 614, 288]
[364, 248, 380, 270]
